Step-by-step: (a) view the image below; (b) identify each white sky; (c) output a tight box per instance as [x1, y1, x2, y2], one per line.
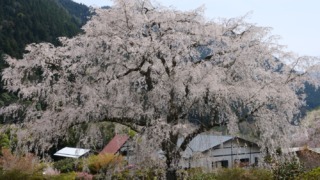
[73, 0, 320, 57]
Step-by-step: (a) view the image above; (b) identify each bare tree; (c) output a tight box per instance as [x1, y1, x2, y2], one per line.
[1, 0, 319, 178]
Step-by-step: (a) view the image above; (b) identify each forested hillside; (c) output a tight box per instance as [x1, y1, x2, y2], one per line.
[0, 0, 90, 109]
[305, 83, 320, 110]
[0, 0, 90, 58]
[55, 0, 90, 26]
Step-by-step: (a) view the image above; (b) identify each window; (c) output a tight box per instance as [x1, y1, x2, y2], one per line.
[215, 160, 229, 168]
[240, 158, 249, 163]
[221, 160, 229, 168]
[255, 157, 259, 165]
[239, 158, 250, 167]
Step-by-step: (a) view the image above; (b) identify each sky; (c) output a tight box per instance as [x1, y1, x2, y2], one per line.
[73, 0, 320, 57]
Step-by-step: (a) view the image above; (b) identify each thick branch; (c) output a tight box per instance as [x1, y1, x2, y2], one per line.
[117, 58, 147, 78]
[105, 117, 145, 132]
[238, 102, 266, 123]
[70, 116, 146, 133]
[157, 52, 171, 77]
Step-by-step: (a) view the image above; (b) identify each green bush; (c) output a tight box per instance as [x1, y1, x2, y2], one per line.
[112, 168, 165, 180]
[179, 168, 272, 180]
[0, 169, 45, 180]
[0, 134, 10, 150]
[249, 168, 273, 180]
[188, 172, 216, 180]
[215, 168, 272, 180]
[297, 167, 320, 180]
[86, 154, 123, 174]
[215, 168, 248, 180]
[49, 172, 77, 180]
[53, 158, 82, 173]
[176, 168, 216, 180]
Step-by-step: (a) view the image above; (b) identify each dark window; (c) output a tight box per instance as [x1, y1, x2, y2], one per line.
[240, 158, 249, 163]
[215, 160, 229, 168]
[239, 158, 250, 167]
[255, 157, 259, 165]
[221, 160, 228, 168]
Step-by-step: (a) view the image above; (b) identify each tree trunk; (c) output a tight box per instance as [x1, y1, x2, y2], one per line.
[166, 168, 177, 180]
[162, 132, 180, 180]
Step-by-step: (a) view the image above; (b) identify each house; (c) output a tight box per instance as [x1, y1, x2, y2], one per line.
[54, 147, 90, 158]
[178, 134, 261, 171]
[285, 147, 320, 170]
[99, 134, 261, 170]
[100, 134, 129, 156]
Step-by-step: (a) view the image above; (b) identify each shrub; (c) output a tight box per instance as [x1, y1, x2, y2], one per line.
[0, 128, 18, 152]
[0, 134, 10, 150]
[49, 172, 77, 180]
[215, 168, 271, 180]
[272, 158, 305, 180]
[248, 168, 273, 180]
[53, 158, 82, 173]
[297, 167, 320, 180]
[111, 168, 165, 180]
[176, 167, 216, 180]
[86, 154, 124, 174]
[0, 148, 41, 174]
[188, 172, 216, 180]
[0, 169, 44, 180]
[179, 168, 272, 180]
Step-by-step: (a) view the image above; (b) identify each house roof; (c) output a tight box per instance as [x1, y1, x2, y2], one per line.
[283, 147, 303, 153]
[100, 134, 129, 155]
[310, 148, 320, 153]
[178, 134, 249, 158]
[54, 147, 90, 158]
[283, 147, 320, 154]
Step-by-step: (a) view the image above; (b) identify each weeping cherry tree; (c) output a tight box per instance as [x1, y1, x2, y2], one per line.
[1, 0, 319, 178]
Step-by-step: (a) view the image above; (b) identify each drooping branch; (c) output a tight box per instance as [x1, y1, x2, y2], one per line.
[101, 117, 146, 132]
[69, 116, 146, 133]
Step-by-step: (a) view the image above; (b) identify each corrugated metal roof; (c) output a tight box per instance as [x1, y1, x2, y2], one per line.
[282, 147, 302, 153]
[283, 147, 320, 154]
[100, 134, 129, 155]
[178, 135, 233, 158]
[309, 148, 320, 154]
[54, 147, 90, 158]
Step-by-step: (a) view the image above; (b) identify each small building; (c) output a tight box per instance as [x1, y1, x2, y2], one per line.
[178, 134, 261, 170]
[54, 147, 90, 158]
[100, 134, 129, 156]
[286, 147, 320, 170]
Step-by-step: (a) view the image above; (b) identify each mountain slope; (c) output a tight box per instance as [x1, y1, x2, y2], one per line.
[0, 0, 90, 59]
[55, 0, 90, 26]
